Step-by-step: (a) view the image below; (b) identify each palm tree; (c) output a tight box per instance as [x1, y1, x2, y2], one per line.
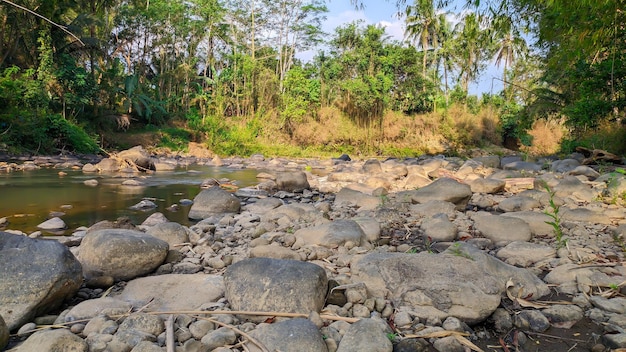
[453, 12, 489, 93]
[491, 15, 528, 100]
[404, 0, 440, 85]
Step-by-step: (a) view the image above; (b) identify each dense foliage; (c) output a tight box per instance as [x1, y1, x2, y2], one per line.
[0, 0, 623, 155]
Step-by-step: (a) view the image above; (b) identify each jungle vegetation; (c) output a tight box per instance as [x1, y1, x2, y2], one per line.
[0, 0, 623, 157]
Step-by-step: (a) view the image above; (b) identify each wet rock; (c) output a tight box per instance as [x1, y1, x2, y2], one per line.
[188, 186, 241, 220]
[224, 258, 327, 321]
[0, 232, 83, 330]
[129, 199, 157, 210]
[78, 229, 169, 281]
[247, 318, 328, 352]
[37, 216, 67, 230]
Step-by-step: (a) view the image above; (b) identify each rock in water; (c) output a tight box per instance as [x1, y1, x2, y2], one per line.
[0, 232, 83, 330]
[78, 229, 169, 281]
[275, 171, 310, 192]
[224, 258, 327, 321]
[188, 186, 241, 220]
[36, 216, 67, 230]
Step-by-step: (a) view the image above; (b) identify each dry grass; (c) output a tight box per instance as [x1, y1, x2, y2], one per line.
[521, 118, 567, 156]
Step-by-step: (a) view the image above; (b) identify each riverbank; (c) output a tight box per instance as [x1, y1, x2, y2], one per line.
[1, 149, 626, 352]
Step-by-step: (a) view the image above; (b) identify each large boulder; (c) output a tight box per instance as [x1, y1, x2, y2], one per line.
[78, 229, 169, 281]
[224, 258, 327, 321]
[0, 232, 83, 331]
[116, 145, 155, 171]
[403, 177, 472, 210]
[351, 243, 549, 325]
[188, 186, 241, 220]
[144, 222, 190, 246]
[275, 171, 310, 192]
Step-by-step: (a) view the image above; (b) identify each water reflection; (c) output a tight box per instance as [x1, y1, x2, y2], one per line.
[0, 166, 262, 234]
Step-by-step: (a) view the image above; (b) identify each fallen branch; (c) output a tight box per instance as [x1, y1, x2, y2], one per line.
[196, 316, 269, 352]
[165, 315, 175, 352]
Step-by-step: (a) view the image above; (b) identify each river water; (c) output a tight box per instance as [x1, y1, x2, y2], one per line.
[0, 165, 262, 234]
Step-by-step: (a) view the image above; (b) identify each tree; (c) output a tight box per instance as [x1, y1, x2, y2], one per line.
[490, 14, 528, 101]
[452, 12, 490, 93]
[404, 0, 440, 85]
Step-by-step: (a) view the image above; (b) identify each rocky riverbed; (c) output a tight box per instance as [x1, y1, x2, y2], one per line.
[1, 147, 626, 352]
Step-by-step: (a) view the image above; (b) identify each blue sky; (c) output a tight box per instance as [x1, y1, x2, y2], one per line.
[309, 0, 503, 95]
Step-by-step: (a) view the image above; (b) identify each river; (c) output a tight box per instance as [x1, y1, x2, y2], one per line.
[0, 165, 262, 234]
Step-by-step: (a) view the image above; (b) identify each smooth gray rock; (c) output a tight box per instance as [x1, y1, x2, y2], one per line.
[551, 159, 580, 173]
[405, 178, 472, 210]
[36, 217, 67, 230]
[473, 213, 532, 244]
[275, 171, 310, 192]
[420, 215, 457, 242]
[554, 175, 600, 202]
[503, 161, 542, 172]
[0, 232, 83, 330]
[224, 258, 327, 320]
[561, 207, 612, 225]
[79, 229, 169, 281]
[118, 313, 164, 337]
[589, 296, 626, 314]
[295, 219, 367, 248]
[117, 145, 155, 171]
[500, 211, 554, 236]
[363, 159, 383, 174]
[542, 304, 584, 329]
[247, 318, 328, 352]
[201, 327, 237, 350]
[243, 197, 284, 214]
[469, 178, 506, 194]
[496, 241, 556, 267]
[65, 297, 132, 322]
[334, 187, 382, 211]
[513, 310, 550, 332]
[188, 187, 241, 220]
[13, 328, 88, 352]
[351, 251, 501, 324]
[117, 274, 224, 312]
[603, 333, 626, 349]
[145, 222, 189, 246]
[249, 244, 301, 260]
[409, 200, 456, 219]
[497, 196, 541, 212]
[336, 318, 392, 352]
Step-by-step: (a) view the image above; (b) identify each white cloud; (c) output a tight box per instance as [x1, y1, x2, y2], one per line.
[378, 19, 405, 42]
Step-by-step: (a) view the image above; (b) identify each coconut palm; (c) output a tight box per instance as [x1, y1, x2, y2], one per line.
[404, 0, 440, 84]
[491, 15, 528, 100]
